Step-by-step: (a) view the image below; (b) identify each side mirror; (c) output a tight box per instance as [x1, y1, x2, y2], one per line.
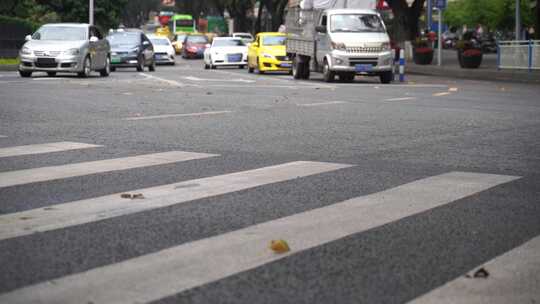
[89, 36, 99, 42]
[315, 25, 327, 33]
[205, 43, 211, 48]
[142, 40, 150, 46]
[25, 35, 32, 41]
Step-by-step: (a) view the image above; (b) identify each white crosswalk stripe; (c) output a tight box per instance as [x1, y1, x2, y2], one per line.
[409, 234, 540, 304]
[0, 141, 101, 158]
[0, 171, 519, 304]
[0, 151, 217, 188]
[0, 161, 351, 241]
[0, 135, 7, 138]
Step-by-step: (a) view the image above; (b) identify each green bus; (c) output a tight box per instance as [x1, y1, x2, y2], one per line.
[170, 14, 195, 34]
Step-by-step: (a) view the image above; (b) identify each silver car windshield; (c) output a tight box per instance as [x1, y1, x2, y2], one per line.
[330, 14, 385, 33]
[32, 26, 87, 41]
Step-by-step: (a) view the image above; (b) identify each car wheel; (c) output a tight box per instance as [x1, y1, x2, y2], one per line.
[379, 71, 393, 84]
[148, 60, 156, 72]
[238, 65, 244, 69]
[47, 72, 57, 77]
[19, 70, 32, 78]
[78, 56, 91, 78]
[257, 58, 264, 74]
[136, 57, 144, 72]
[204, 63, 209, 69]
[110, 66, 116, 72]
[99, 57, 111, 77]
[322, 59, 334, 83]
[211, 64, 217, 69]
[339, 73, 355, 83]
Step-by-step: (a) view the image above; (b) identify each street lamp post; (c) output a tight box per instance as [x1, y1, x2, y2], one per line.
[89, 0, 94, 25]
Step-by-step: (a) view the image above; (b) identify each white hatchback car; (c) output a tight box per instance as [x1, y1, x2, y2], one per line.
[203, 37, 248, 69]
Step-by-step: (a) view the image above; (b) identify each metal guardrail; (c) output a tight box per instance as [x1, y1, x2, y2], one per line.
[497, 40, 540, 71]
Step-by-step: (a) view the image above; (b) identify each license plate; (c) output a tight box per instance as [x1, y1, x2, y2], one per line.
[355, 64, 373, 72]
[37, 58, 56, 64]
[280, 63, 291, 68]
[228, 55, 242, 62]
[111, 57, 120, 63]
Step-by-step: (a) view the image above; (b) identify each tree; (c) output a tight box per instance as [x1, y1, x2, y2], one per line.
[444, 0, 536, 33]
[386, 0, 426, 42]
[122, 0, 160, 28]
[35, 0, 127, 30]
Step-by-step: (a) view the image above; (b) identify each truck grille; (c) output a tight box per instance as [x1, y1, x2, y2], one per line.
[349, 58, 378, 67]
[34, 50, 61, 57]
[275, 56, 290, 61]
[346, 47, 383, 53]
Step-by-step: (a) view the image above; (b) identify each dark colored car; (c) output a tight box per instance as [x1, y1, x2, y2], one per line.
[181, 34, 209, 59]
[106, 30, 155, 72]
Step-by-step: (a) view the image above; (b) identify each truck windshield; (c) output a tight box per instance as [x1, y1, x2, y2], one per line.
[32, 26, 87, 41]
[262, 36, 286, 46]
[330, 14, 385, 33]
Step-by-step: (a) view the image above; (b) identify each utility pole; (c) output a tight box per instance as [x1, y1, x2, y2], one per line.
[89, 0, 94, 25]
[516, 0, 520, 40]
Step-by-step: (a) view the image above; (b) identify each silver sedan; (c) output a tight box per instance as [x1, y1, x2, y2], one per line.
[18, 23, 111, 78]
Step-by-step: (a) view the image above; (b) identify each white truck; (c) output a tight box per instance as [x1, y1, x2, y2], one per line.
[285, 0, 394, 83]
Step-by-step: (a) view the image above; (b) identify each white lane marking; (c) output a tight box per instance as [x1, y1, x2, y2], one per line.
[32, 78, 64, 81]
[410, 235, 540, 304]
[184, 76, 255, 83]
[0, 171, 519, 304]
[211, 69, 336, 89]
[330, 83, 449, 88]
[139, 73, 188, 87]
[297, 101, 348, 107]
[123, 111, 232, 121]
[0, 135, 6, 138]
[0, 142, 101, 158]
[0, 161, 351, 241]
[385, 97, 416, 101]
[433, 92, 451, 97]
[0, 151, 217, 189]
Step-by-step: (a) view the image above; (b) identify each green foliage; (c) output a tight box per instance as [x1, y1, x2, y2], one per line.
[444, 0, 536, 31]
[0, 58, 20, 65]
[0, 15, 40, 32]
[34, 0, 128, 31]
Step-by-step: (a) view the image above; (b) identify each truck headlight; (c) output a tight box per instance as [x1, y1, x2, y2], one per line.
[64, 48, 80, 55]
[331, 41, 346, 51]
[381, 42, 391, 51]
[21, 46, 32, 55]
[262, 53, 274, 59]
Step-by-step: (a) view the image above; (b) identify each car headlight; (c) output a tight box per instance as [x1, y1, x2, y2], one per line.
[262, 53, 274, 59]
[21, 46, 32, 55]
[331, 41, 346, 51]
[64, 48, 80, 55]
[381, 42, 391, 51]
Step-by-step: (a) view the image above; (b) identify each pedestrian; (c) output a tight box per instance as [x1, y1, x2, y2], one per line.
[527, 25, 535, 39]
[476, 24, 484, 38]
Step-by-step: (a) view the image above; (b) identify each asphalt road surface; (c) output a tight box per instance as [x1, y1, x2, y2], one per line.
[1, 57, 539, 304]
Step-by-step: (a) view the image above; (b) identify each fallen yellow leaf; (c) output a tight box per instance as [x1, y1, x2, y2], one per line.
[270, 239, 290, 254]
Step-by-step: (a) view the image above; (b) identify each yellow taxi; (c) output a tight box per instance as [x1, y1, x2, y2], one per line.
[247, 32, 291, 74]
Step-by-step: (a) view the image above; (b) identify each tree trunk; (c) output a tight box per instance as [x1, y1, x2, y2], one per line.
[387, 0, 425, 42]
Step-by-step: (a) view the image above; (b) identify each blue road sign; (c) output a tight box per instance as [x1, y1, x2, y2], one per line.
[434, 0, 447, 9]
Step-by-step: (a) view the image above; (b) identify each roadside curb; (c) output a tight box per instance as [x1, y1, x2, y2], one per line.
[0, 64, 19, 72]
[407, 64, 540, 84]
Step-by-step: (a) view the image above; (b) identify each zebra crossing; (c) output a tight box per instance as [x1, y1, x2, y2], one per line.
[0, 140, 535, 303]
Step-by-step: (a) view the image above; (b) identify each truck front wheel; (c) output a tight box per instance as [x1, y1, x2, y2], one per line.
[292, 56, 303, 79]
[379, 71, 393, 84]
[322, 59, 335, 83]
